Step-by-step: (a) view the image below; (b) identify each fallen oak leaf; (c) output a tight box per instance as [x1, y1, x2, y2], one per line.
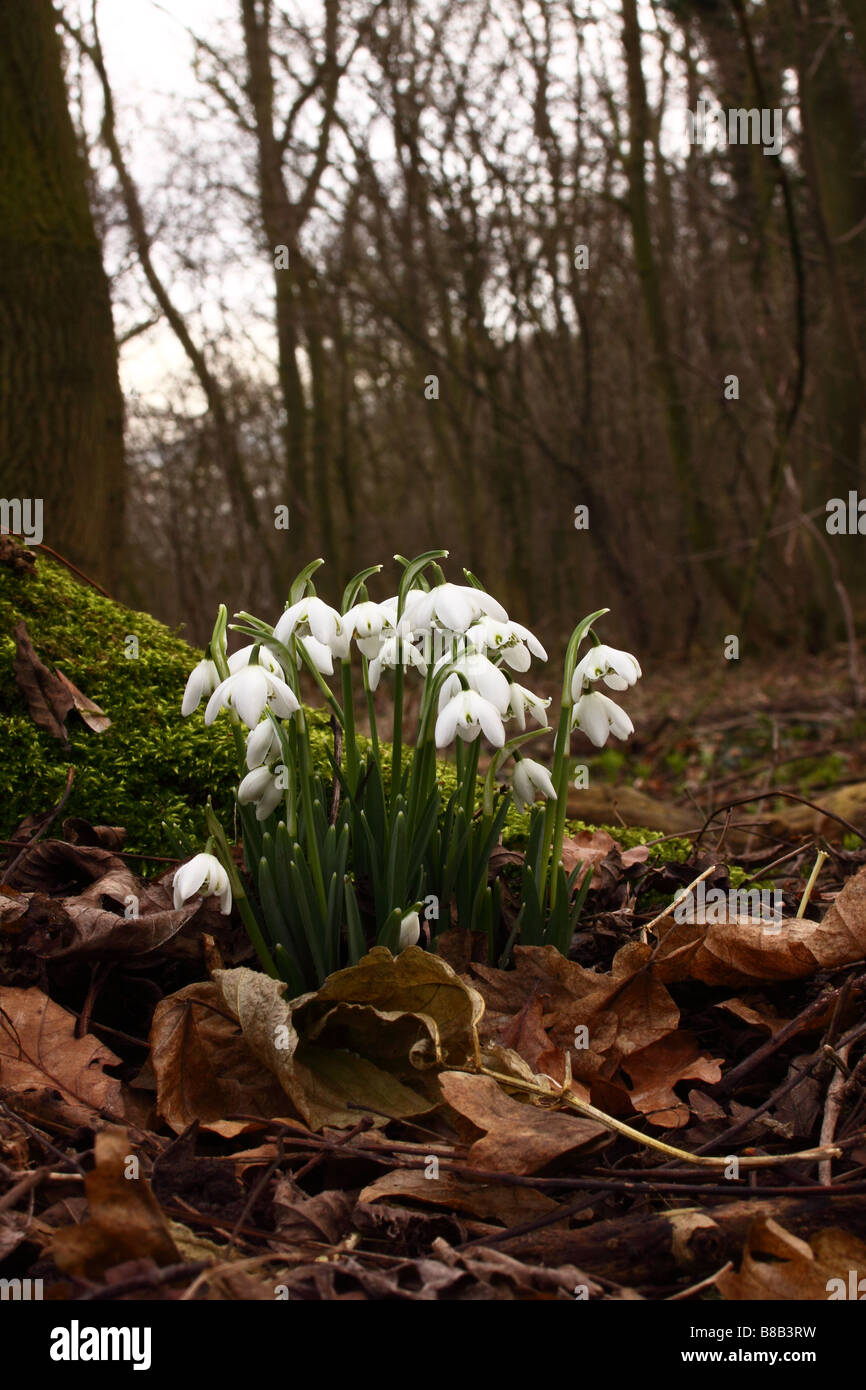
[560, 829, 650, 890]
[498, 993, 568, 1086]
[471, 942, 681, 1086]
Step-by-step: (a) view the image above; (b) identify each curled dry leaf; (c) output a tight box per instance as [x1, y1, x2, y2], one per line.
[716, 1217, 866, 1301]
[12, 620, 109, 745]
[51, 1125, 180, 1280]
[214, 961, 437, 1130]
[51, 667, 111, 734]
[4, 839, 128, 893]
[19, 862, 238, 964]
[654, 863, 866, 986]
[12, 620, 73, 746]
[498, 993, 568, 1086]
[0, 984, 124, 1127]
[152, 951, 473, 1134]
[149, 980, 289, 1136]
[299, 945, 485, 1068]
[272, 1178, 354, 1252]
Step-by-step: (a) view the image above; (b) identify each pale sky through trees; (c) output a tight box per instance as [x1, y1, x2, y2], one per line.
[80, 0, 674, 410]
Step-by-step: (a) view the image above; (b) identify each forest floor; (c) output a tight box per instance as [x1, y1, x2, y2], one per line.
[2, 645, 866, 1302]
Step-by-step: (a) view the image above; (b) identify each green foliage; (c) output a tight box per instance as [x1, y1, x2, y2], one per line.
[0, 551, 336, 860]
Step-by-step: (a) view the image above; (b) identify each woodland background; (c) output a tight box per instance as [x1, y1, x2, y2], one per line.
[1, 0, 864, 657]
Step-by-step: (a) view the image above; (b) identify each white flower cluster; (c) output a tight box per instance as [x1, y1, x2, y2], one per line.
[176, 574, 641, 914]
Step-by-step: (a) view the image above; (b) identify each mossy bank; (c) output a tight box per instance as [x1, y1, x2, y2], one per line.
[0, 548, 689, 866]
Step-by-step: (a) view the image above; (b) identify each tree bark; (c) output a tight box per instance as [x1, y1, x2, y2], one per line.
[0, 0, 124, 587]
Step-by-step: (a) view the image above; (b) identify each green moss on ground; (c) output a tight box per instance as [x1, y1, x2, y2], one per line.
[0, 552, 326, 859]
[0, 549, 693, 869]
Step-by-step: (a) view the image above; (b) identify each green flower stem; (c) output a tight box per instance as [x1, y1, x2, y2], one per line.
[295, 704, 327, 916]
[205, 805, 278, 978]
[461, 737, 481, 823]
[390, 652, 404, 812]
[538, 607, 608, 910]
[339, 659, 359, 792]
[363, 657, 379, 762]
[548, 713, 574, 911]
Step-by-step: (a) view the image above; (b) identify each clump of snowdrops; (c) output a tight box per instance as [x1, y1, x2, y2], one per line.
[175, 551, 641, 991]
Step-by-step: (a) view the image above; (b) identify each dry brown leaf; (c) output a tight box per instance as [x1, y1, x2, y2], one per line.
[5, 839, 128, 894]
[272, 1178, 354, 1252]
[298, 945, 485, 1068]
[438, 1071, 607, 1174]
[654, 864, 866, 986]
[0, 985, 123, 1126]
[560, 829, 650, 889]
[472, 942, 680, 1086]
[51, 1126, 180, 1279]
[149, 980, 289, 1136]
[12, 620, 73, 745]
[12, 622, 109, 744]
[716, 997, 792, 1035]
[52, 668, 110, 733]
[498, 994, 568, 1085]
[717, 1217, 866, 1301]
[215, 964, 437, 1130]
[621, 1032, 723, 1128]
[358, 1168, 560, 1225]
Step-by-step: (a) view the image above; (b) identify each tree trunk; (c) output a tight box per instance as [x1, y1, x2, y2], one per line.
[0, 0, 124, 588]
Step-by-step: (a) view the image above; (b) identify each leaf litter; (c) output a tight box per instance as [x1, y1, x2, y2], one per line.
[2, 784, 866, 1300]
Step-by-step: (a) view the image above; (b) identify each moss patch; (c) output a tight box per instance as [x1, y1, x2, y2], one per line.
[0, 551, 341, 860]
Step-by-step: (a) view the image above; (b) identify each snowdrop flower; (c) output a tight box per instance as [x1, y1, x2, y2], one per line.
[572, 691, 634, 747]
[227, 644, 283, 677]
[408, 582, 508, 636]
[506, 682, 551, 731]
[398, 910, 421, 950]
[380, 590, 426, 637]
[238, 764, 285, 821]
[512, 759, 557, 813]
[297, 634, 337, 674]
[245, 719, 281, 770]
[181, 658, 219, 717]
[343, 600, 394, 658]
[572, 644, 641, 699]
[205, 665, 299, 729]
[274, 596, 349, 658]
[435, 689, 506, 748]
[173, 853, 231, 914]
[368, 635, 428, 690]
[435, 653, 510, 714]
[466, 618, 547, 672]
